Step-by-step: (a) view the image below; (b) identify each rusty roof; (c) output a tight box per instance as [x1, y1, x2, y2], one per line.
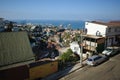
[91, 21, 120, 27]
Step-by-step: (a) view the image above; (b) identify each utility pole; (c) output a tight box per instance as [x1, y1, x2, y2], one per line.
[80, 32, 83, 66]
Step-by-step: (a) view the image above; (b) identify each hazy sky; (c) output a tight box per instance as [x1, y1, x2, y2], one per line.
[0, 0, 120, 20]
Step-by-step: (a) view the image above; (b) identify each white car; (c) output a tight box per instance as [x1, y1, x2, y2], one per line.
[87, 55, 107, 66]
[102, 47, 120, 56]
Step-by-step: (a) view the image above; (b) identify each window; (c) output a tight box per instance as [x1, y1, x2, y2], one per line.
[108, 28, 111, 32]
[88, 58, 92, 61]
[94, 56, 101, 61]
[115, 36, 118, 41]
[108, 38, 111, 43]
[115, 28, 117, 32]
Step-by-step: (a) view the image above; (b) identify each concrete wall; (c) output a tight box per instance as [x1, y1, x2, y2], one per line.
[29, 60, 58, 80]
[0, 60, 58, 80]
[85, 22, 107, 37]
[0, 65, 29, 80]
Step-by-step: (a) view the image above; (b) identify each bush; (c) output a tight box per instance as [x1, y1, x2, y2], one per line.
[59, 49, 80, 70]
[60, 49, 73, 63]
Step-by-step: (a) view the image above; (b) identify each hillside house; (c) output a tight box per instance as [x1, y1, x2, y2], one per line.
[85, 21, 120, 47]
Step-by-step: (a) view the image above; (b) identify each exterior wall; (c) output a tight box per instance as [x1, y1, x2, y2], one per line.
[83, 40, 97, 51]
[83, 38, 105, 53]
[29, 61, 58, 80]
[0, 61, 58, 80]
[0, 65, 29, 80]
[106, 26, 120, 36]
[106, 26, 120, 46]
[85, 22, 107, 37]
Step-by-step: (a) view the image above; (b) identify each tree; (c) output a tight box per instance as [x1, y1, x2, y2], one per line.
[5, 21, 13, 32]
[60, 49, 73, 63]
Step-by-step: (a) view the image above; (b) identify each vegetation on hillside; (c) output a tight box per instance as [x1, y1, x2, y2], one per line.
[59, 48, 79, 70]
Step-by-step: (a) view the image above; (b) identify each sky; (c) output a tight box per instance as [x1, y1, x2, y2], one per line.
[0, 0, 120, 21]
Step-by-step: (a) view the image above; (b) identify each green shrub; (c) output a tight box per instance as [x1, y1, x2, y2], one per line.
[60, 49, 73, 63]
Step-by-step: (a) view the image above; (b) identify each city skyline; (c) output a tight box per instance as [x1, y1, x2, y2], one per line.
[0, 0, 120, 21]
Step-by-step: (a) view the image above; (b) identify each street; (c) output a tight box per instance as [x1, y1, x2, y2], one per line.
[59, 53, 120, 80]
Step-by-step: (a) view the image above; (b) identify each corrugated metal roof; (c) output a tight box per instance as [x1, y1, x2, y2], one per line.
[0, 32, 35, 67]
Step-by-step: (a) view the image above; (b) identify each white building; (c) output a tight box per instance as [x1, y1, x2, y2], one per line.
[70, 41, 80, 55]
[85, 21, 120, 47]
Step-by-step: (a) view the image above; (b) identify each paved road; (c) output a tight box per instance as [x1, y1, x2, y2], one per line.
[59, 54, 120, 80]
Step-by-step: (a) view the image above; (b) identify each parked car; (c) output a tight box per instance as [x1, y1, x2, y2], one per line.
[87, 55, 108, 66]
[102, 47, 120, 56]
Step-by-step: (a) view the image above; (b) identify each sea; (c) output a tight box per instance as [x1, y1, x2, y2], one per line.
[12, 20, 85, 30]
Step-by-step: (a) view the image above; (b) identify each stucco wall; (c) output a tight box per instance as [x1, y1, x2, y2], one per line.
[85, 22, 107, 37]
